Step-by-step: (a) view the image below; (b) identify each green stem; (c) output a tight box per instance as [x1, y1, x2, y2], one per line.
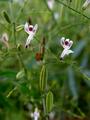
[9, 0, 13, 21]
[16, 0, 28, 22]
[42, 97, 48, 120]
[6, 86, 17, 98]
[17, 51, 29, 81]
[56, 0, 90, 20]
[13, 22, 29, 81]
[44, 0, 57, 23]
[60, 4, 64, 24]
[75, 0, 78, 9]
[48, 20, 88, 39]
[13, 22, 17, 47]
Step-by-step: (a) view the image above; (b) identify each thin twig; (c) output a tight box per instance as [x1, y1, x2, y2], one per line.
[42, 97, 49, 120]
[13, 22, 17, 47]
[56, 0, 90, 20]
[6, 86, 17, 98]
[16, 0, 28, 22]
[13, 22, 29, 81]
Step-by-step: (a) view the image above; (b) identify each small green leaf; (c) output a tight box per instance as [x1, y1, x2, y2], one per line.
[3, 11, 11, 24]
[46, 91, 53, 113]
[39, 65, 48, 91]
[16, 69, 25, 79]
[16, 25, 24, 32]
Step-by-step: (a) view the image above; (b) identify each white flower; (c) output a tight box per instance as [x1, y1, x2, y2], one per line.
[49, 111, 55, 119]
[0, 33, 9, 48]
[31, 108, 40, 120]
[54, 12, 59, 20]
[82, 0, 90, 10]
[60, 37, 74, 59]
[24, 22, 38, 48]
[47, 0, 55, 10]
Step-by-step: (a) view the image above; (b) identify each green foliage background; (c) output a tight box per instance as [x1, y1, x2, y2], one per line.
[0, 0, 90, 120]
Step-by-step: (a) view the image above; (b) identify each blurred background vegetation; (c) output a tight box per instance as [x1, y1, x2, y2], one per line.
[0, 0, 90, 120]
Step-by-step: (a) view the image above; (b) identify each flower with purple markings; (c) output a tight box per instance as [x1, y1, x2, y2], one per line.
[31, 108, 40, 120]
[60, 37, 74, 59]
[24, 22, 38, 48]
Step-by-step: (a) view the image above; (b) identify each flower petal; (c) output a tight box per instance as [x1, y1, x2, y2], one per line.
[69, 40, 73, 48]
[66, 50, 74, 55]
[60, 37, 65, 47]
[33, 24, 38, 33]
[65, 39, 70, 42]
[24, 22, 30, 34]
[60, 49, 68, 58]
[25, 33, 34, 47]
[60, 49, 74, 59]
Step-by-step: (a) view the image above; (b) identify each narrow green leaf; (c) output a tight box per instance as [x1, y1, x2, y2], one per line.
[39, 65, 48, 91]
[3, 11, 11, 24]
[16, 25, 24, 32]
[46, 91, 53, 113]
